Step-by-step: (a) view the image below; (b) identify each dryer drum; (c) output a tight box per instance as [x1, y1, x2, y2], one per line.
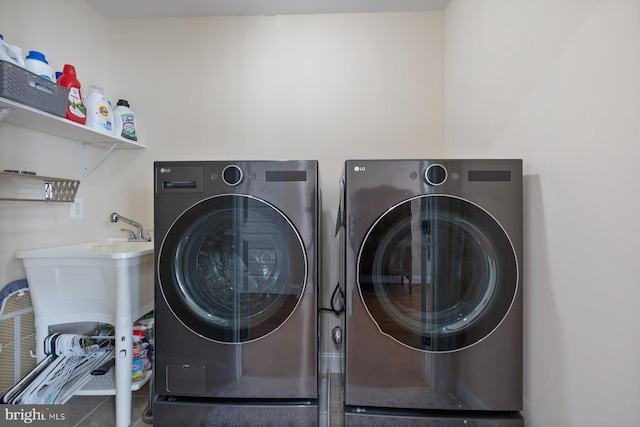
[357, 194, 518, 352]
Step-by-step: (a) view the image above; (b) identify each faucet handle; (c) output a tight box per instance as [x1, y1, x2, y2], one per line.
[121, 228, 136, 240]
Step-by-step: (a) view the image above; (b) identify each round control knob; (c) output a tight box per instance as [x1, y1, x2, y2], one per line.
[425, 163, 447, 186]
[222, 165, 243, 186]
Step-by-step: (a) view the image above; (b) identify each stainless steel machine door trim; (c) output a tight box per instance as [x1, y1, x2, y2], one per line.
[356, 194, 518, 353]
[158, 193, 308, 344]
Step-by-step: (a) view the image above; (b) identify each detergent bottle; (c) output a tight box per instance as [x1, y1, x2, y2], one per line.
[56, 64, 86, 124]
[24, 50, 54, 81]
[132, 330, 144, 381]
[113, 99, 138, 141]
[0, 34, 25, 68]
[84, 86, 114, 134]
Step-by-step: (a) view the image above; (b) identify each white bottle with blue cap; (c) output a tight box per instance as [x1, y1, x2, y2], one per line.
[25, 50, 54, 81]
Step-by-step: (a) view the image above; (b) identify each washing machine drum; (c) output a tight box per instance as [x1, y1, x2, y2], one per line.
[357, 194, 518, 352]
[158, 195, 307, 343]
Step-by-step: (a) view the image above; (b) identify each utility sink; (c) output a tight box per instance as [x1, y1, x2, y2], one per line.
[15, 240, 154, 427]
[16, 240, 153, 258]
[15, 240, 154, 359]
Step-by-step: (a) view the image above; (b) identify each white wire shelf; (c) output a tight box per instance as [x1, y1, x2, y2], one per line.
[77, 368, 151, 396]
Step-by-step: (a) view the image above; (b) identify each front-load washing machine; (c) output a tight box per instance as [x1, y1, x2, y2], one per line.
[153, 160, 319, 426]
[342, 159, 523, 426]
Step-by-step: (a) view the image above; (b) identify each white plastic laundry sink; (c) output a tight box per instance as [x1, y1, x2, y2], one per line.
[15, 240, 155, 427]
[15, 240, 153, 259]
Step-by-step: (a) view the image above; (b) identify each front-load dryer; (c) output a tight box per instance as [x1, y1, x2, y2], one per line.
[342, 159, 523, 426]
[153, 161, 319, 426]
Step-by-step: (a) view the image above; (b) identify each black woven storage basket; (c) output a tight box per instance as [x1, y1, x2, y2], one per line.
[0, 60, 68, 117]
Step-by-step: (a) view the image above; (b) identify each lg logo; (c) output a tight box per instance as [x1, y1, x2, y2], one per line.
[353, 166, 366, 172]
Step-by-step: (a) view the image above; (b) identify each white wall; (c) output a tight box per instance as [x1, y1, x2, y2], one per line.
[0, 0, 114, 284]
[445, 1, 640, 425]
[104, 11, 444, 223]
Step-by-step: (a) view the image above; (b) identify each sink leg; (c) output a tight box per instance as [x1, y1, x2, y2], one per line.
[115, 324, 133, 427]
[116, 266, 134, 427]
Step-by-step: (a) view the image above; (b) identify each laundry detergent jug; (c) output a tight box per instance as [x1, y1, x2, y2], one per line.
[0, 34, 25, 68]
[25, 50, 54, 81]
[57, 64, 86, 125]
[84, 86, 114, 134]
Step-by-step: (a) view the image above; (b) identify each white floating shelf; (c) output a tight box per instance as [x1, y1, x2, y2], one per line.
[0, 97, 146, 176]
[0, 97, 145, 147]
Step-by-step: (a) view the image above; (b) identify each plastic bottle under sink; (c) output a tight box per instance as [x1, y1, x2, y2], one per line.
[0, 34, 25, 68]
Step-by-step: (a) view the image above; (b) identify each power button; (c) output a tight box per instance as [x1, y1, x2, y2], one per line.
[425, 164, 447, 186]
[222, 165, 243, 186]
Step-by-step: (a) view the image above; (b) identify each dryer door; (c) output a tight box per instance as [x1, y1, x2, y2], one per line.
[357, 194, 518, 352]
[158, 194, 307, 343]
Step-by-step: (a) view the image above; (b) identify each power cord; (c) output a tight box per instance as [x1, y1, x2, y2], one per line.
[318, 282, 344, 316]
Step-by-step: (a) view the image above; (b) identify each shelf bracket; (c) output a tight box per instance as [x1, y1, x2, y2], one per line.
[0, 107, 13, 122]
[82, 142, 121, 177]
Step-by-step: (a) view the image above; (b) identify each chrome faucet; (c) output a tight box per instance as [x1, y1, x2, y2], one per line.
[109, 212, 151, 242]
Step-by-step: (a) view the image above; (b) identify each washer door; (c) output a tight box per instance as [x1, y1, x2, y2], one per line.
[357, 195, 518, 352]
[158, 194, 307, 343]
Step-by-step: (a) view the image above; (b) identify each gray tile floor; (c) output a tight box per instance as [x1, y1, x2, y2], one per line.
[328, 373, 345, 427]
[67, 382, 151, 427]
[67, 374, 344, 426]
